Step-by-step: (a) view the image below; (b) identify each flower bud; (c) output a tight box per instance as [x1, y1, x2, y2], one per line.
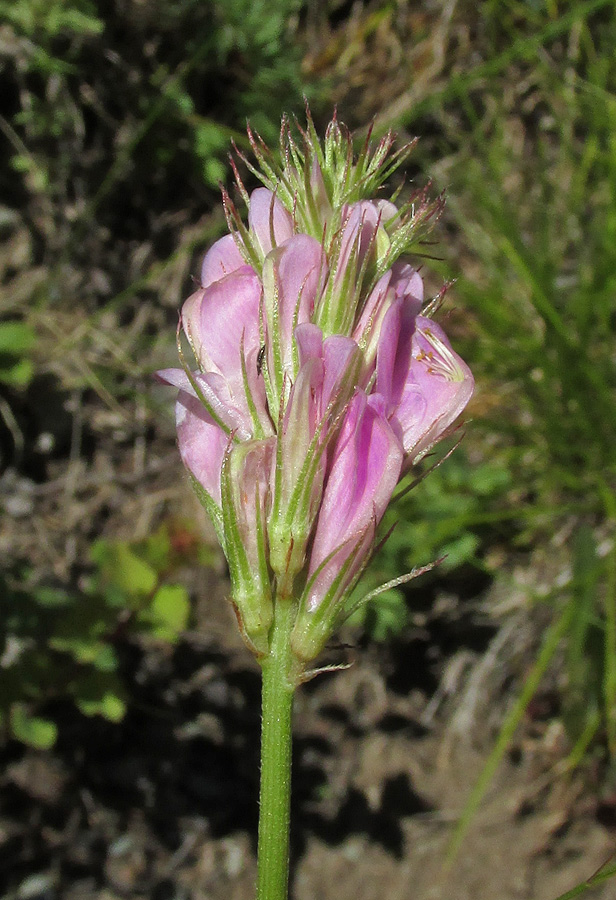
[221, 438, 276, 655]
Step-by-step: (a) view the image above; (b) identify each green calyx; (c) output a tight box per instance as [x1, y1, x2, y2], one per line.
[221, 440, 274, 656]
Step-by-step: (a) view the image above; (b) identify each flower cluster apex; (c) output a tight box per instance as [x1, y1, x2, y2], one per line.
[158, 112, 473, 670]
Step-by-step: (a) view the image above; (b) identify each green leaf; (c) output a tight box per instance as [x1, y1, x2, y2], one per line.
[0, 321, 36, 354]
[72, 669, 126, 722]
[48, 636, 117, 671]
[0, 357, 34, 387]
[90, 540, 157, 599]
[10, 705, 57, 749]
[140, 524, 172, 571]
[145, 584, 190, 640]
[0, 321, 36, 386]
[32, 586, 74, 608]
[77, 691, 126, 722]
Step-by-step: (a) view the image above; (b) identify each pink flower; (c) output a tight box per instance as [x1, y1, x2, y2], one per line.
[157, 265, 271, 510]
[353, 261, 423, 372]
[317, 200, 388, 335]
[248, 187, 294, 258]
[201, 188, 293, 286]
[160, 112, 475, 662]
[200, 234, 245, 288]
[377, 314, 474, 464]
[155, 370, 234, 505]
[301, 391, 403, 615]
[268, 323, 360, 578]
[262, 234, 327, 392]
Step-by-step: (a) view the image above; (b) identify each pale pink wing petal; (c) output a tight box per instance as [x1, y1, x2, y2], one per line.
[321, 334, 360, 412]
[156, 368, 251, 438]
[181, 266, 262, 417]
[175, 392, 229, 505]
[337, 201, 381, 277]
[375, 296, 417, 415]
[201, 234, 245, 287]
[248, 188, 294, 257]
[263, 234, 326, 377]
[295, 322, 324, 368]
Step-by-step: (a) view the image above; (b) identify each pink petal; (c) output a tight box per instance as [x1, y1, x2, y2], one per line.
[228, 437, 276, 568]
[200, 234, 245, 287]
[305, 391, 403, 610]
[375, 296, 418, 415]
[395, 316, 474, 463]
[156, 368, 251, 439]
[294, 325, 360, 416]
[295, 322, 324, 368]
[182, 265, 262, 397]
[175, 392, 229, 505]
[276, 356, 327, 524]
[375, 199, 399, 223]
[248, 188, 294, 257]
[391, 261, 424, 305]
[337, 201, 381, 277]
[321, 334, 360, 411]
[353, 262, 423, 373]
[263, 234, 327, 377]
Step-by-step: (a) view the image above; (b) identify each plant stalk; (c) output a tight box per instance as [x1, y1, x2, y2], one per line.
[256, 596, 296, 900]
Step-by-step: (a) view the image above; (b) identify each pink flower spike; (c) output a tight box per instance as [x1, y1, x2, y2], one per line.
[304, 391, 403, 612]
[248, 188, 294, 257]
[394, 315, 474, 464]
[200, 233, 245, 287]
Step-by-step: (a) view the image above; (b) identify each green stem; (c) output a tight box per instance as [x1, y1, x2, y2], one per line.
[257, 596, 296, 900]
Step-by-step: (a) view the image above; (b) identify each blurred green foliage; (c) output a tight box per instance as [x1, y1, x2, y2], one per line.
[433, 10, 616, 762]
[2, 0, 312, 226]
[0, 320, 36, 387]
[0, 522, 212, 749]
[353, 449, 512, 641]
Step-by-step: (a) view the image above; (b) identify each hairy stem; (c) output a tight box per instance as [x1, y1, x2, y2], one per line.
[256, 596, 296, 900]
